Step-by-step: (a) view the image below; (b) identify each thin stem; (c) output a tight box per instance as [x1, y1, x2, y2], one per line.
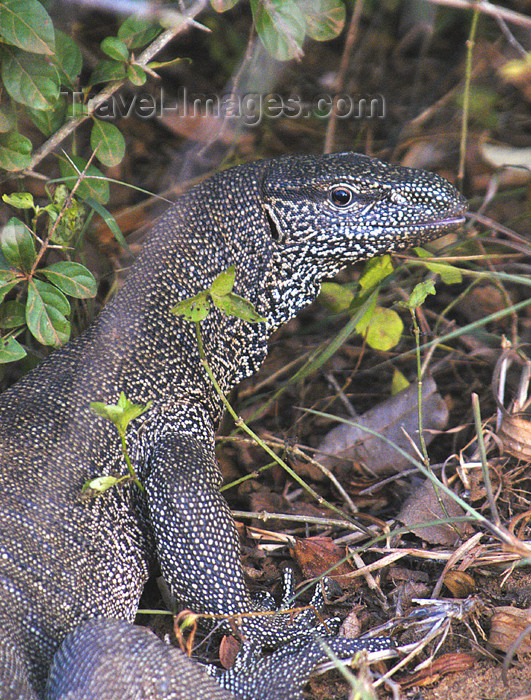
[193, 322, 364, 530]
[410, 308, 430, 467]
[119, 429, 144, 491]
[471, 392, 499, 526]
[458, 4, 480, 188]
[323, 0, 364, 154]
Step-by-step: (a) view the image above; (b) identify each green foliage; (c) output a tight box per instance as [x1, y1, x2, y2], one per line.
[356, 305, 404, 352]
[414, 247, 463, 285]
[0, 0, 347, 175]
[59, 155, 110, 204]
[319, 255, 404, 353]
[84, 392, 151, 495]
[90, 391, 152, 437]
[26, 278, 70, 346]
[391, 367, 409, 394]
[90, 120, 126, 168]
[248, 0, 345, 60]
[0, 0, 55, 55]
[171, 265, 266, 324]
[0, 217, 36, 272]
[404, 280, 437, 310]
[319, 281, 354, 314]
[0, 191, 97, 363]
[0, 0, 161, 174]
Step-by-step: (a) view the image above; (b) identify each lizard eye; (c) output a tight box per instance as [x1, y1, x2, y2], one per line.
[330, 186, 355, 208]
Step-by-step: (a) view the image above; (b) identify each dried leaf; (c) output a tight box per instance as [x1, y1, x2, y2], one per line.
[443, 570, 476, 597]
[398, 480, 472, 546]
[498, 413, 531, 461]
[291, 536, 358, 588]
[219, 634, 240, 669]
[401, 653, 476, 689]
[489, 606, 531, 656]
[315, 376, 448, 476]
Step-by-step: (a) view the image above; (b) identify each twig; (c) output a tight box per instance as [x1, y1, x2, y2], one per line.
[323, 0, 364, 154]
[28, 150, 98, 277]
[421, 0, 531, 29]
[23, 0, 208, 175]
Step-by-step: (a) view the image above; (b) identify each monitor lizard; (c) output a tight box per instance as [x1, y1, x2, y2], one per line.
[0, 152, 467, 699]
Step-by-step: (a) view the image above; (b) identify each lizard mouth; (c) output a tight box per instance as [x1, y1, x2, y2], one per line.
[415, 215, 466, 229]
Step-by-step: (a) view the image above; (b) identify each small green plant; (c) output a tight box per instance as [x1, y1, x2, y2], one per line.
[171, 265, 357, 525]
[171, 264, 265, 324]
[319, 251, 463, 355]
[83, 392, 151, 496]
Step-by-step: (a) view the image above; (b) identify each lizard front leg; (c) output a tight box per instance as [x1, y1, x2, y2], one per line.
[142, 428, 342, 646]
[143, 430, 254, 622]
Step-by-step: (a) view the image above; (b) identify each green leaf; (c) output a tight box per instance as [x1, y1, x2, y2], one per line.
[147, 56, 189, 71]
[2, 192, 34, 210]
[0, 217, 36, 271]
[101, 36, 129, 62]
[28, 96, 67, 136]
[26, 278, 70, 346]
[210, 265, 235, 297]
[318, 281, 354, 313]
[0, 279, 19, 303]
[171, 292, 211, 322]
[47, 189, 87, 246]
[59, 155, 110, 205]
[211, 0, 240, 11]
[89, 401, 123, 424]
[0, 299, 25, 328]
[0, 105, 16, 133]
[407, 280, 436, 309]
[300, 0, 346, 41]
[40, 261, 97, 299]
[414, 248, 463, 285]
[84, 197, 130, 251]
[126, 63, 147, 86]
[250, 0, 306, 61]
[118, 16, 161, 49]
[0, 0, 55, 55]
[90, 392, 152, 434]
[90, 119, 126, 167]
[0, 130, 32, 171]
[88, 58, 126, 87]
[54, 30, 82, 88]
[212, 292, 266, 323]
[359, 255, 393, 290]
[1, 46, 60, 110]
[356, 306, 403, 352]
[0, 335, 26, 363]
[0, 250, 11, 271]
[82, 475, 119, 494]
[391, 367, 410, 395]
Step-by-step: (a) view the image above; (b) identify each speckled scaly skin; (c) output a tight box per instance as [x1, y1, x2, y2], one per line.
[0, 153, 467, 699]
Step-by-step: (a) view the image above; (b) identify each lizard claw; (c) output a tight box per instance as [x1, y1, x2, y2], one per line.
[209, 633, 394, 700]
[243, 568, 341, 647]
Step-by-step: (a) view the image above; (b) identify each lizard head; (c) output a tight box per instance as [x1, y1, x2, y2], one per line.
[260, 151, 467, 277]
[256, 151, 467, 327]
